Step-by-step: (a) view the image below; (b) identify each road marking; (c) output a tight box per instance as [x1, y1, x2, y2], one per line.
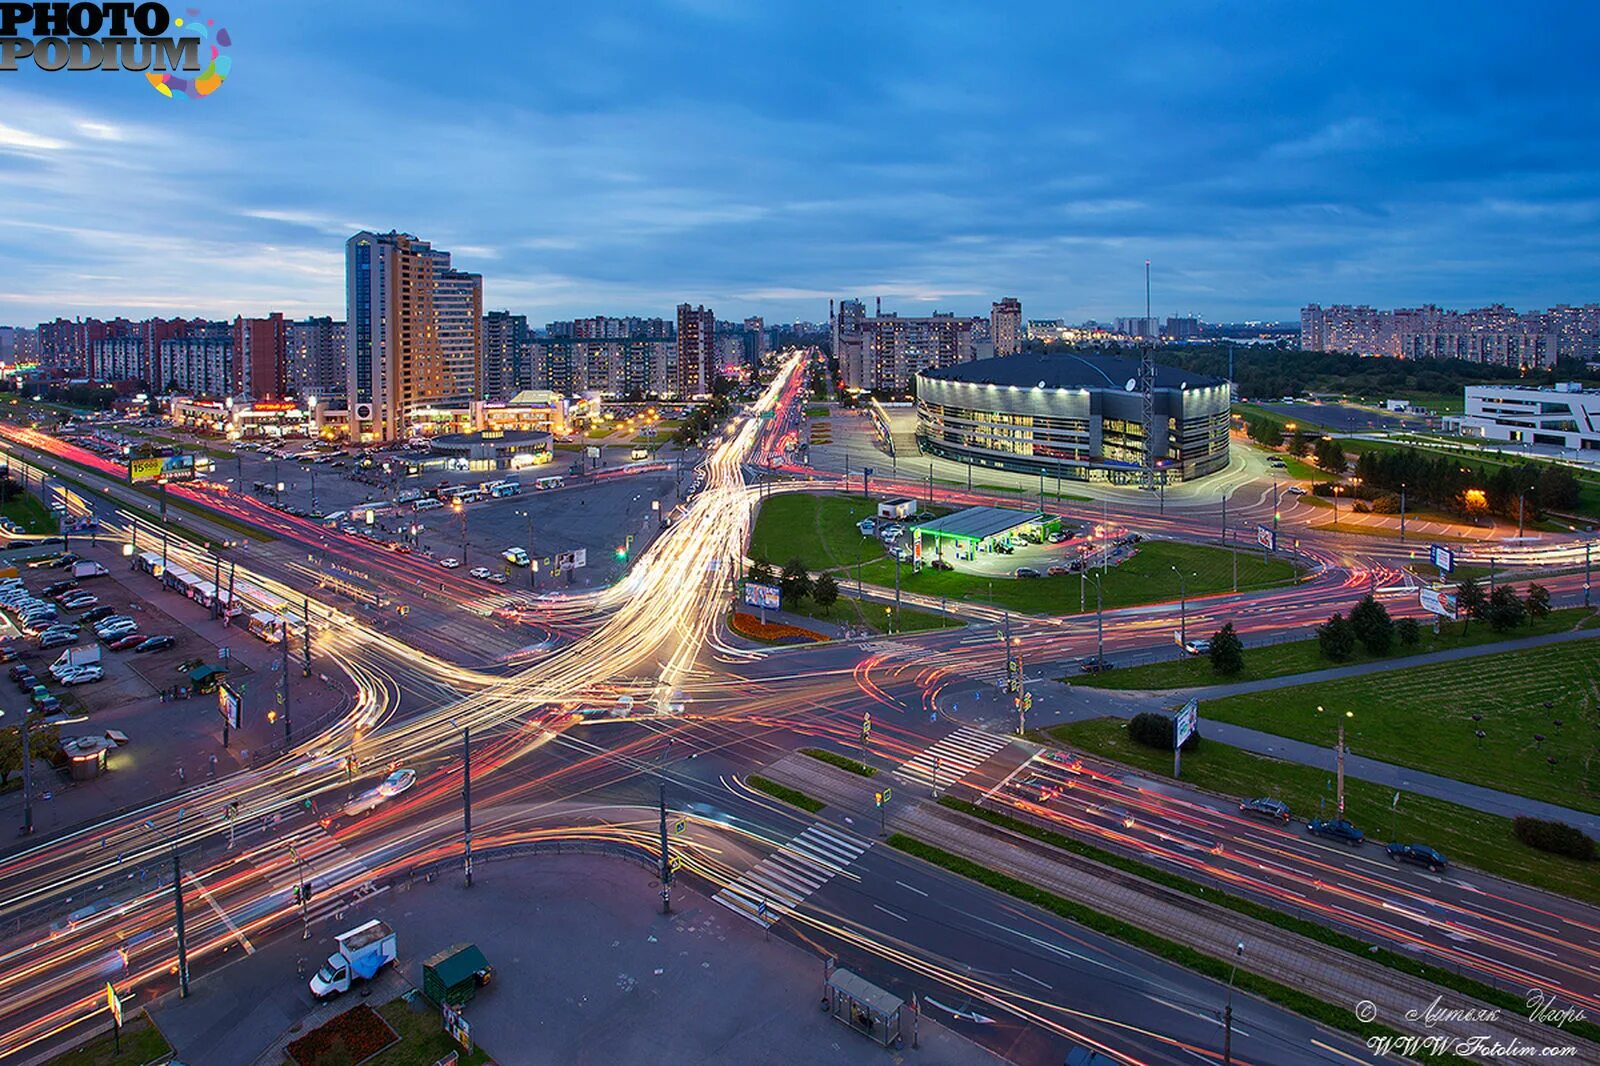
[715, 822, 872, 927]
[188, 870, 254, 955]
[1312, 1038, 1375, 1065]
[896, 727, 1013, 788]
[873, 903, 907, 922]
[981, 751, 1039, 803]
[895, 880, 929, 897]
[1009, 967, 1051, 990]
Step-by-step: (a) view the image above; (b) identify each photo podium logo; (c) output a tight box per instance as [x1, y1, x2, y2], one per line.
[0, 3, 232, 99]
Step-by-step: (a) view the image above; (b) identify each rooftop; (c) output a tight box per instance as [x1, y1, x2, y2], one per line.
[911, 505, 1044, 542]
[919, 352, 1223, 391]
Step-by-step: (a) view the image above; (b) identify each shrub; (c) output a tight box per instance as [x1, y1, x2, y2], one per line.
[1349, 595, 1393, 656]
[1208, 623, 1244, 676]
[1317, 612, 1356, 661]
[1395, 616, 1421, 647]
[1128, 711, 1199, 752]
[1512, 816, 1596, 861]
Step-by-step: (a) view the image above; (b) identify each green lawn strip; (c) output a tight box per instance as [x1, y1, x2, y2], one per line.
[800, 747, 876, 777]
[44, 1011, 172, 1066]
[804, 405, 830, 417]
[750, 493, 886, 573]
[747, 774, 825, 813]
[1277, 455, 1338, 482]
[1075, 608, 1590, 690]
[1199, 640, 1600, 814]
[776, 590, 959, 633]
[884, 833, 1424, 1055]
[1051, 718, 1600, 905]
[364, 997, 493, 1066]
[1234, 403, 1329, 433]
[1, 491, 55, 532]
[853, 540, 1297, 617]
[940, 794, 1600, 1045]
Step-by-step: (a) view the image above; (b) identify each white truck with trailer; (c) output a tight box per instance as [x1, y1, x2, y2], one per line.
[309, 920, 398, 1000]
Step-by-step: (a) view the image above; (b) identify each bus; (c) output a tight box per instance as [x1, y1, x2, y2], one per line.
[533, 476, 564, 491]
[490, 481, 520, 498]
[247, 611, 286, 643]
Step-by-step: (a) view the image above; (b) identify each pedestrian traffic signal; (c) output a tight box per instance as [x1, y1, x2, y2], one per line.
[291, 885, 301, 905]
[874, 791, 884, 808]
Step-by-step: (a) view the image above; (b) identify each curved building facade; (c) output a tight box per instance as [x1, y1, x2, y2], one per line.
[915, 353, 1230, 483]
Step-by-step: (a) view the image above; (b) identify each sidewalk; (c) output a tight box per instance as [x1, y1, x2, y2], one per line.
[764, 753, 1599, 1061]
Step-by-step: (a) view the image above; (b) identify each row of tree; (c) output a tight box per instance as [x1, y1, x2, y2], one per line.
[1352, 448, 1581, 521]
[748, 557, 840, 613]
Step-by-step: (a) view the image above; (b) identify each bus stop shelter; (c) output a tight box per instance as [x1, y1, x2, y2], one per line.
[825, 967, 903, 1048]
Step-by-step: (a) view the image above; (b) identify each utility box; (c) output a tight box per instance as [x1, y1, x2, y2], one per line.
[422, 943, 493, 1008]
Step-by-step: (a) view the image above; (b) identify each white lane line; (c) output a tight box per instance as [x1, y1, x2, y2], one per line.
[895, 880, 929, 897]
[188, 870, 255, 955]
[981, 751, 1039, 802]
[1010, 967, 1052, 990]
[873, 903, 907, 922]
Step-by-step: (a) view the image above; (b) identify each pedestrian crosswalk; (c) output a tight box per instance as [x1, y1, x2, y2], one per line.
[714, 822, 872, 927]
[256, 823, 378, 927]
[895, 727, 1013, 788]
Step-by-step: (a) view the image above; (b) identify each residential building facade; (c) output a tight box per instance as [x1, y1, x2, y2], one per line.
[675, 303, 715, 398]
[990, 298, 1022, 356]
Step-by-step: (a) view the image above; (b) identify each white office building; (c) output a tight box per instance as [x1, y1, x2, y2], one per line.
[1457, 383, 1600, 451]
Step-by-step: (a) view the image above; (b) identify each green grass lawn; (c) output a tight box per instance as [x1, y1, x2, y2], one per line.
[1051, 718, 1600, 905]
[804, 405, 830, 417]
[1234, 403, 1329, 433]
[46, 1012, 172, 1066]
[1077, 607, 1591, 689]
[1, 490, 54, 533]
[749, 493, 887, 572]
[364, 996, 493, 1066]
[779, 591, 960, 633]
[1200, 639, 1600, 813]
[1343, 438, 1600, 525]
[854, 540, 1297, 617]
[1277, 455, 1337, 482]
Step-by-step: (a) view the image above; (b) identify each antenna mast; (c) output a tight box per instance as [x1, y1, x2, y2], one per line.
[1139, 260, 1156, 492]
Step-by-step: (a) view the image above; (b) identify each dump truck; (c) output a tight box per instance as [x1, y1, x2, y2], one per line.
[308, 919, 397, 1000]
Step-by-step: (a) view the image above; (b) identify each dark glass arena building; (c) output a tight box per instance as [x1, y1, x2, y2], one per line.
[914, 352, 1231, 483]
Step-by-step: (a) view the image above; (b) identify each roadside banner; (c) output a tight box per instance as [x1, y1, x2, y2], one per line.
[1174, 698, 1199, 750]
[1429, 544, 1455, 574]
[1419, 586, 1458, 619]
[1256, 524, 1276, 551]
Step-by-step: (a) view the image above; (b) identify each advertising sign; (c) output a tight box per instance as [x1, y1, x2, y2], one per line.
[1256, 524, 1277, 551]
[129, 454, 195, 483]
[442, 1004, 472, 1052]
[1429, 544, 1455, 574]
[1173, 698, 1199, 750]
[106, 982, 122, 1027]
[743, 582, 781, 610]
[585, 445, 601, 459]
[913, 528, 923, 572]
[1419, 586, 1458, 620]
[217, 682, 242, 730]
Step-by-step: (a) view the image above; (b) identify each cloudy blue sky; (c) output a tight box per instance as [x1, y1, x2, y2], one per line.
[1, 1, 1597, 327]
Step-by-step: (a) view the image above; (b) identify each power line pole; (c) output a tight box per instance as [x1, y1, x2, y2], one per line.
[20, 711, 33, 835]
[1138, 260, 1156, 494]
[462, 724, 473, 887]
[211, 549, 221, 620]
[279, 621, 291, 744]
[657, 779, 672, 914]
[302, 596, 312, 677]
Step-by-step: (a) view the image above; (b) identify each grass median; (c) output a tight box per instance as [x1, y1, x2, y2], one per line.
[750, 493, 888, 573]
[1075, 608, 1590, 690]
[800, 747, 876, 777]
[747, 775, 825, 813]
[1051, 718, 1600, 905]
[885, 833, 1419, 1054]
[940, 794, 1600, 1046]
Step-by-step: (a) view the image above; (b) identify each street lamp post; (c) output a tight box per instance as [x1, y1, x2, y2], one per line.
[1223, 940, 1244, 1064]
[1399, 482, 1407, 542]
[1089, 572, 1105, 672]
[1171, 566, 1189, 648]
[1331, 484, 1341, 526]
[145, 812, 190, 998]
[1318, 705, 1353, 816]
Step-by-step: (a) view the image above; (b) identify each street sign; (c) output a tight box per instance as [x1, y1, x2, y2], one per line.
[1419, 585, 1458, 619]
[743, 582, 781, 610]
[672, 818, 686, 835]
[1173, 698, 1199, 750]
[875, 787, 893, 807]
[585, 445, 601, 459]
[1429, 544, 1455, 574]
[106, 982, 122, 1026]
[862, 711, 871, 739]
[1256, 524, 1277, 551]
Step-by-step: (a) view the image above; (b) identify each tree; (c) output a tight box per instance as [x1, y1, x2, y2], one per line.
[1348, 594, 1394, 656]
[1455, 576, 1487, 633]
[1317, 612, 1356, 661]
[1313, 437, 1347, 474]
[779, 558, 812, 607]
[1526, 582, 1552, 620]
[0, 721, 58, 787]
[812, 573, 839, 614]
[1395, 616, 1422, 647]
[748, 557, 774, 587]
[1486, 584, 1526, 631]
[1208, 622, 1244, 676]
[1129, 711, 1200, 752]
[1288, 429, 1311, 458]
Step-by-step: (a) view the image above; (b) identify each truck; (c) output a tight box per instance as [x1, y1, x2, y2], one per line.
[502, 547, 530, 567]
[51, 645, 102, 676]
[309, 920, 398, 1000]
[71, 561, 108, 579]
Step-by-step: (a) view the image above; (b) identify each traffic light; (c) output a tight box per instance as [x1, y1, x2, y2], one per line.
[291, 885, 301, 905]
[615, 545, 627, 560]
[874, 791, 884, 808]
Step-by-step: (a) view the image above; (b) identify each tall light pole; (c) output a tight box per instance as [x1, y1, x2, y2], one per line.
[1223, 940, 1244, 1064]
[1171, 566, 1189, 648]
[1399, 482, 1407, 543]
[145, 812, 190, 998]
[1089, 572, 1105, 672]
[1318, 705, 1353, 816]
[452, 718, 473, 888]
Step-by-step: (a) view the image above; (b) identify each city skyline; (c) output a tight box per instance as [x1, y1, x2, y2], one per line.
[2, 2, 1598, 326]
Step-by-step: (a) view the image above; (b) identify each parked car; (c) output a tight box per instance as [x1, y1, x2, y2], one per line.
[108, 634, 145, 650]
[1014, 566, 1042, 579]
[81, 605, 116, 623]
[1386, 842, 1448, 871]
[38, 630, 77, 649]
[930, 559, 954, 571]
[0, 647, 15, 664]
[1183, 638, 1212, 656]
[1307, 818, 1365, 846]
[42, 581, 78, 597]
[1047, 530, 1069, 544]
[1238, 797, 1292, 822]
[134, 635, 176, 653]
[58, 665, 103, 685]
[34, 694, 60, 714]
[1078, 656, 1114, 673]
[62, 596, 98, 611]
[8, 664, 32, 682]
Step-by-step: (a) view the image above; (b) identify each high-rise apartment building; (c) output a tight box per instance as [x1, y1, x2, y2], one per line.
[287, 317, 346, 400]
[1114, 316, 1160, 340]
[481, 311, 529, 401]
[528, 338, 672, 396]
[160, 333, 235, 397]
[743, 316, 766, 364]
[1301, 303, 1571, 367]
[675, 303, 715, 398]
[232, 313, 288, 400]
[346, 231, 485, 441]
[834, 302, 983, 392]
[990, 298, 1022, 356]
[37, 317, 105, 375]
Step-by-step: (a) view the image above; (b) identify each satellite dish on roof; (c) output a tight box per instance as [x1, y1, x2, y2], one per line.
[1124, 378, 1137, 392]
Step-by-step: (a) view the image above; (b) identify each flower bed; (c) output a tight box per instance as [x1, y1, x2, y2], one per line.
[729, 611, 825, 644]
[287, 1003, 398, 1066]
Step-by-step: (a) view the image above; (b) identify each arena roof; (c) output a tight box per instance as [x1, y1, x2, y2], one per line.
[919, 353, 1223, 391]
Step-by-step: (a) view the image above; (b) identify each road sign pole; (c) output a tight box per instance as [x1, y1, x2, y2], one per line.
[463, 725, 473, 888]
[658, 780, 672, 914]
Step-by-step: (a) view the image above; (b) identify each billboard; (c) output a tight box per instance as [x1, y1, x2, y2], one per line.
[217, 682, 242, 729]
[1256, 524, 1277, 551]
[129, 454, 195, 484]
[1173, 698, 1199, 750]
[555, 548, 588, 572]
[743, 582, 781, 610]
[1429, 544, 1455, 574]
[1419, 586, 1458, 620]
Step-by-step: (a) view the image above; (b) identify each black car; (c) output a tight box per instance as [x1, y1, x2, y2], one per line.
[1386, 843, 1448, 871]
[1307, 818, 1365, 846]
[81, 605, 116, 623]
[42, 581, 78, 597]
[7, 664, 30, 682]
[134, 635, 176, 653]
[51, 554, 80, 569]
[1238, 797, 1292, 822]
[1078, 656, 1114, 673]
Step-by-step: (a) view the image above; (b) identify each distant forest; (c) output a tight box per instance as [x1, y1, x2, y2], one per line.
[1025, 342, 1594, 401]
